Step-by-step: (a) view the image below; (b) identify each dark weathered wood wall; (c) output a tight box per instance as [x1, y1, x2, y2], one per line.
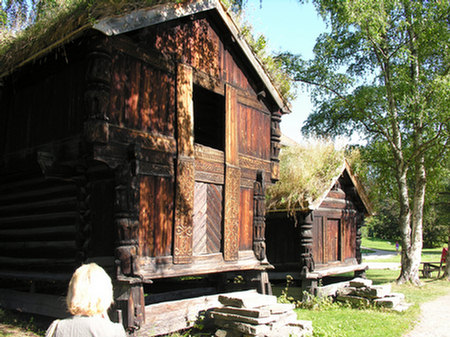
[0, 12, 279, 284]
[266, 173, 363, 271]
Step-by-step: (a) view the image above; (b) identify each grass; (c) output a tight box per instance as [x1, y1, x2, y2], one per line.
[291, 271, 450, 337]
[362, 237, 446, 264]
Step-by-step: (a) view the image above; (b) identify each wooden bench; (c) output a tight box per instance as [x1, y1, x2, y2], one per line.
[420, 262, 443, 278]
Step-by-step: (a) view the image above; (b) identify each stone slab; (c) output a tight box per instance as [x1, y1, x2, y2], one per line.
[212, 306, 271, 318]
[349, 277, 373, 288]
[219, 292, 278, 308]
[374, 295, 401, 308]
[259, 302, 296, 314]
[336, 295, 370, 306]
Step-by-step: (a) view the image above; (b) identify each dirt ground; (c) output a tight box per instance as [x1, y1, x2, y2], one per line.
[402, 290, 450, 337]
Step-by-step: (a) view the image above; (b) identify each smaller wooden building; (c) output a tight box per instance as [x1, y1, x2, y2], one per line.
[265, 143, 372, 293]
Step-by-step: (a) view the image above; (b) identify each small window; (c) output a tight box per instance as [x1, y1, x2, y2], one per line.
[193, 85, 225, 151]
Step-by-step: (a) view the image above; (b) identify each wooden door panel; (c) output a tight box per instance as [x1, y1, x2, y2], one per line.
[325, 218, 340, 263]
[312, 216, 324, 265]
[193, 182, 223, 255]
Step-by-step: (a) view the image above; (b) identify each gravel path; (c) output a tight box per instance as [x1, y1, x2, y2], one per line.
[402, 290, 450, 337]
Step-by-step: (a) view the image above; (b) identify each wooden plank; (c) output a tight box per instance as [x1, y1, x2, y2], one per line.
[136, 251, 263, 280]
[193, 182, 223, 255]
[0, 211, 78, 226]
[306, 263, 368, 279]
[176, 63, 194, 157]
[206, 184, 223, 254]
[0, 185, 78, 202]
[239, 188, 253, 251]
[0, 225, 76, 238]
[173, 63, 194, 264]
[225, 84, 238, 166]
[193, 182, 208, 255]
[142, 293, 222, 336]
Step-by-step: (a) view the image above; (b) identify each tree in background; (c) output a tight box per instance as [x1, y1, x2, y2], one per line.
[277, 0, 449, 284]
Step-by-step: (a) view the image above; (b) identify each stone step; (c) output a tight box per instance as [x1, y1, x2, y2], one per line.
[374, 294, 402, 308]
[349, 277, 373, 288]
[259, 302, 296, 314]
[212, 306, 271, 318]
[352, 284, 392, 299]
[336, 295, 370, 306]
[218, 292, 278, 309]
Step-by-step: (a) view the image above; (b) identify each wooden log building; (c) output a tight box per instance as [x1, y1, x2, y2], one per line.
[266, 151, 372, 293]
[0, 0, 289, 332]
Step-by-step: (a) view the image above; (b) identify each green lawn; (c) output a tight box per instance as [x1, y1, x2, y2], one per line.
[291, 237, 450, 337]
[362, 237, 445, 264]
[293, 270, 450, 337]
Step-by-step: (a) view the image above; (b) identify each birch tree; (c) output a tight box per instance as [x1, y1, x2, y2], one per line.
[278, 0, 449, 284]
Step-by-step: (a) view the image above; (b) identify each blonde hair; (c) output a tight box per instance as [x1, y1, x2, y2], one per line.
[66, 263, 114, 316]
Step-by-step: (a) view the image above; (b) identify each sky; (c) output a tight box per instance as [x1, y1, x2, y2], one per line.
[242, 0, 327, 143]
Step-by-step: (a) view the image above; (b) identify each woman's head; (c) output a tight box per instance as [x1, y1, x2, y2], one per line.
[66, 263, 114, 316]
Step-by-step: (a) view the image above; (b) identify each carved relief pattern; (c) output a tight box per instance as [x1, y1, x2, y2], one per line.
[85, 37, 112, 121]
[300, 213, 315, 276]
[173, 157, 195, 264]
[270, 111, 282, 182]
[74, 173, 91, 265]
[114, 159, 139, 277]
[224, 165, 240, 261]
[253, 171, 266, 261]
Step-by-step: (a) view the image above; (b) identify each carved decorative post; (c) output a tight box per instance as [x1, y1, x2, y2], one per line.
[253, 170, 266, 261]
[114, 159, 139, 278]
[300, 212, 315, 276]
[270, 111, 282, 182]
[224, 84, 240, 261]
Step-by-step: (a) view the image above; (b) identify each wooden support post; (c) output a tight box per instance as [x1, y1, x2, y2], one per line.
[174, 63, 194, 264]
[114, 282, 145, 333]
[300, 212, 315, 276]
[253, 170, 267, 261]
[224, 84, 240, 261]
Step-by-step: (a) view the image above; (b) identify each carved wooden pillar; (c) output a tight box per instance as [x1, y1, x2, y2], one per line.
[300, 212, 315, 276]
[83, 35, 111, 145]
[74, 172, 92, 265]
[253, 170, 266, 261]
[224, 84, 240, 261]
[174, 63, 195, 264]
[114, 147, 140, 277]
[270, 110, 282, 182]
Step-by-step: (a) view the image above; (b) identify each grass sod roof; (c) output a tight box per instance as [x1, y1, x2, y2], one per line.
[0, 0, 292, 110]
[266, 140, 345, 213]
[266, 139, 373, 215]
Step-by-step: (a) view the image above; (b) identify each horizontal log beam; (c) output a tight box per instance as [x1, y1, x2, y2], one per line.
[0, 240, 77, 251]
[0, 196, 78, 213]
[135, 251, 267, 281]
[0, 270, 72, 281]
[0, 185, 77, 202]
[0, 256, 75, 267]
[0, 211, 78, 226]
[0, 225, 76, 238]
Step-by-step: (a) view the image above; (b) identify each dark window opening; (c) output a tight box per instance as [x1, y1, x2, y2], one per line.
[193, 85, 225, 151]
